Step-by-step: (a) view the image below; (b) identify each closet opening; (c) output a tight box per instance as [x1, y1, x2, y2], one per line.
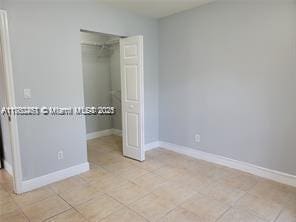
[81, 30, 124, 165]
[80, 30, 145, 165]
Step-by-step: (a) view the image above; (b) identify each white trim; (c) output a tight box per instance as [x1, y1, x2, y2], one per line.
[158, 141, 296, 187]
[86, 129, 113, 140]
[4, 160, 13, 176]
[0, 10, 23, 194]
[111, 128, 122, 136]
[145, 141, 160, 151]
[21, 162, 89, 193]
[86, 129, 122, 140]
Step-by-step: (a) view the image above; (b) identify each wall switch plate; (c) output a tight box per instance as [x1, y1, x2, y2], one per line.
[195, 134, 201, 143]
[24, 89, 31, 99]
[57, 150, 64, 160]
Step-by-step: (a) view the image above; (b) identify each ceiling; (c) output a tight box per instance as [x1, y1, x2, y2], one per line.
[100, 0, 216, 18]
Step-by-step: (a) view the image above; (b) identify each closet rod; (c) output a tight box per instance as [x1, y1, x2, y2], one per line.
[80, 39, 120, 47]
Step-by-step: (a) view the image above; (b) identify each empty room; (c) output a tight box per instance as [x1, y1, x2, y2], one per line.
[0, 0, 295, 222]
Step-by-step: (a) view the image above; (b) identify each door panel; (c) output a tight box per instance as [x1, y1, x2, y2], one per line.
[126, 113, 139, 147]
[120, 36, 144, 161]
[125, 65, 139, 101]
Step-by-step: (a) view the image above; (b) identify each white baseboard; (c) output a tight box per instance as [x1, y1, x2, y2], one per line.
[87, 129, 122, 140]
[145, 141, 160, 151]
[21, 162, 89, 193]
[87, 129, 113, 140]
[4, 160, 13, 176]
[111, 129, 122, 136]
[157, 141, 296, 187]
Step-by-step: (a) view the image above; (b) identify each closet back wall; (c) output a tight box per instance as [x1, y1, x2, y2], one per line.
[81, 32, 121, 135]
[81, 34, 112, 134]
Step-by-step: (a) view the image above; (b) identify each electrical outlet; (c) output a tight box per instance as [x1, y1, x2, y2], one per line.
[24, 89, 32, 99]
[57, 150, 63, 160]
[195, 134, 201, 143]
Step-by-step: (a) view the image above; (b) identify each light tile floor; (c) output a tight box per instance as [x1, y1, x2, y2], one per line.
[0, 135, 296, 222]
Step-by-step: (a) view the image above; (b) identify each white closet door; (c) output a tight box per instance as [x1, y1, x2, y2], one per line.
[120, 36, 145, 161]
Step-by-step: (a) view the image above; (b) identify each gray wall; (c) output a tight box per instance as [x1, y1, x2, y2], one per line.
[4, 1, 159, 180]
[81, 33, 113, 134]
[81, 46, 113, 134]
[159, 2, 296, 175]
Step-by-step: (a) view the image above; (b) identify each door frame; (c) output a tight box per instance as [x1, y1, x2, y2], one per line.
[0, 10, 23, 194]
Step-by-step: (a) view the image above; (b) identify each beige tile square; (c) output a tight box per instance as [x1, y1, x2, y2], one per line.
[0, 181, 14, 193]
[0, 187, 11, 205]
[0, 210, 28, 222]
[130, 158, 166, 171]
[152, 182, 196, 205]
[286, 190, 296, 208]
[145, 148, 169, 160]
[0, 170, 11, 184]
[0, 199, 19, 216]
[248, 180, 292, 205]
[100, 207, 147, 222]
[12, 187, 55, 207]
[75, 193, 123, 222]
[21, 195, 71, 222]
[236, 194, 282, 221]
[276, 205, 296, 222]
[59, 185, 100, 206]
[153, 166, 186, 180]
[50, 176, 87, 194]
[91, 152, 125, 165]
[195, 165, 231, 181]
[131, 172, 166, 190]
[217, 172, 259, 192]
[106, 181, 149, 205]
[199, 181, 246, 205]
[101, 161, 134, 172]
[129, 192, 176, 222]
[181, 194, 230, 222]
[158, 207, 203, 222]
[90, 173, 128, 192]
[169, 172, 211, 192]
[79, 167, 109, 184]
[112, 166, 150, 180]
[45, 209, 86, 222]
[168, 157, 199, 171]
[217, 208, 266, 222]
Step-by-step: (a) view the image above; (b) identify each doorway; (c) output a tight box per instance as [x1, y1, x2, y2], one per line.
[80, 30, 145, 164]
[81, 30, 124, 165]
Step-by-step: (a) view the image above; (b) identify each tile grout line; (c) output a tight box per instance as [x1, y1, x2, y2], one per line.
[47, 193, 90, 222]
[272, 207, 284, 222]
[214, 206, 232, 222]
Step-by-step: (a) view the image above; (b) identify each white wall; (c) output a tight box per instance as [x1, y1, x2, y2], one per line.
[159, 1, 296, 175]
[3, 1, 159, 180]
